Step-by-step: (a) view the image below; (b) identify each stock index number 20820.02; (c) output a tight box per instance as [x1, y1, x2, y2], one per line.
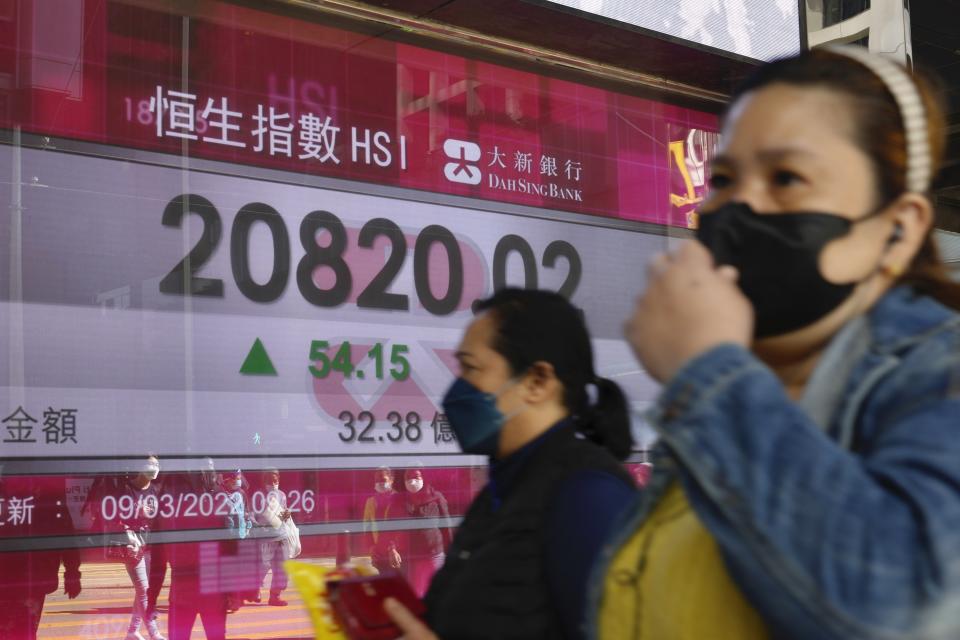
[157, 194, 583, 314]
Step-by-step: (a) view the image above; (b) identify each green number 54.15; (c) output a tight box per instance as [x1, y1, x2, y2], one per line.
[308, 341, 411, 381]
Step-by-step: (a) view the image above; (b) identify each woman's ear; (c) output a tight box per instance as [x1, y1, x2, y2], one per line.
[882, 192, 934, 274]
[522, 361, 560, 404]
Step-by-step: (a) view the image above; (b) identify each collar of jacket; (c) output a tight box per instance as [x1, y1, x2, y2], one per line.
[826, 286, 958, 448]
[487, 418, 574, 512]
[868, 286, 959, 355]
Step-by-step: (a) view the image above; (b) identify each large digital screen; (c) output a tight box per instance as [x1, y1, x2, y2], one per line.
[0, 1, 716, 637]
[0, 146, 665, 463]
[543, 0, 802, 61]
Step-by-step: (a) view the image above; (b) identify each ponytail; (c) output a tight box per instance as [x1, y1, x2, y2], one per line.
[575, 377, 633, 461]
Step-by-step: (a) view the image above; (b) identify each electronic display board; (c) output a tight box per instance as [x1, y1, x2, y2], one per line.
[0, 1, 718, 636]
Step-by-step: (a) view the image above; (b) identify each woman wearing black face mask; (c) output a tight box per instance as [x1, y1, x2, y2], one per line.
[591, 48, 960, 640]
[386, 288, 637, 640]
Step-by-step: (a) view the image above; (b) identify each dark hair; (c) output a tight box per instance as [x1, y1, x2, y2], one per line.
[728, 49, 960, 310]
[474, 288, 633, 460]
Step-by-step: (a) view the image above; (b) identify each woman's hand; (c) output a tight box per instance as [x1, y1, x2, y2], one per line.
[384, 598, 438, 640]
[389, 548, 403, 569]
[625, 241, 753, 383]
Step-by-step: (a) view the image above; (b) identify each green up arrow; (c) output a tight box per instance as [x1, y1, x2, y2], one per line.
[240, 338, 278, 376]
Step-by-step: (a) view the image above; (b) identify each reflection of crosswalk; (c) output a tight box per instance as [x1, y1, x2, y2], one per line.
[39, 562, 315, 639]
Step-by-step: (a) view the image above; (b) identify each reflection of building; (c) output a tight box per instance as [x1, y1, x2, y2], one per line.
[803, 1, 960, 267]
[805, 0, 912, 64]
[937, 231, 960, 281]
[542, 0, 802, 62]
[95, 286, 131, 311]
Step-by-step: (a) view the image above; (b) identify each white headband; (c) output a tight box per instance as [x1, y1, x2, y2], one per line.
[825, 45, 932, 193]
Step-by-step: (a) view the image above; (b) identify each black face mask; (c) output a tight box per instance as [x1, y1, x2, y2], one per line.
[695, 202, 876, 339]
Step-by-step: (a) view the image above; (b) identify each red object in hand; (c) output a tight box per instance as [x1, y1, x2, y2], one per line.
[328, 572, 426, 640]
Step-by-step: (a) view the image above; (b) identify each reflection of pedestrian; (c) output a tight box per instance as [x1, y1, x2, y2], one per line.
[0, 475, 81, 639]
[221, 469, 253, 613]
[222, 469, 252, 539]
[146, 470, 171, 628]
[116, 454, 165, 640]
[168, 541, 228, 640]
[167, 458, 230, 640]
[401, 466, 453, 597]
[362, 467, 402, 574]
[254, 468, 291, 606]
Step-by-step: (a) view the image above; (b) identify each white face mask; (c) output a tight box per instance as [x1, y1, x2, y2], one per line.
[232, 479, 242, 490]
[268, 482, 279, 492]
[143, 464, 160, 481]
[405, 478, 423, 493]
[375, 481, 392, 494]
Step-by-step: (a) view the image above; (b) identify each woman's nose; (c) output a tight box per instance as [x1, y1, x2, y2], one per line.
[725, 178, 776, 213]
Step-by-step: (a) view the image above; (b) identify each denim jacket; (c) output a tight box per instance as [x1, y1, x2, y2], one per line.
[586, 287, 960, 640]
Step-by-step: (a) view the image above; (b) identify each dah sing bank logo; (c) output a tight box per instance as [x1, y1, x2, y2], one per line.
[442, 138, 584, 202]
[443, 139, 483, 185]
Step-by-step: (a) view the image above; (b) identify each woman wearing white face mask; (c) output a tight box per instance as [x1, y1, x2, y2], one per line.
[401, 465, 453, 597]
[222, 470, 251, 540]
[253, 468, 293, 606]
[362, 467, 403, 574]
[118, 454, 165, 640]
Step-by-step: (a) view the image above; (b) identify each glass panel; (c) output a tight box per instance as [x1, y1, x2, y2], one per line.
[543, 0, 802, 61]
[822, 0, 873, 28]
[1, 1, 719, 637]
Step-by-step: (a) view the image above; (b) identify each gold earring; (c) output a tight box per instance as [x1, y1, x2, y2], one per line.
[881, 263, 904, 279]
